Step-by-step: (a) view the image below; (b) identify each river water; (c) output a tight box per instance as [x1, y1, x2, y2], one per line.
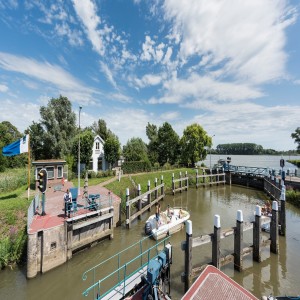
[0, 155, 300, 300]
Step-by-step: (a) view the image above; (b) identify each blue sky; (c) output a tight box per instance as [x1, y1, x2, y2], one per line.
[0, 0, 300, 151]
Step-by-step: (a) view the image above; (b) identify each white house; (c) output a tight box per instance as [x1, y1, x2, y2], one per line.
[90, 135, 108, 172]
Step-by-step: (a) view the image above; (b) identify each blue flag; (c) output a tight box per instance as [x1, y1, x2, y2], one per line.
[2, 135, 29, 156]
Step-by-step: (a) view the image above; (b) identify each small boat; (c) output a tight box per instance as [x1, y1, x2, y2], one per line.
[263, 296, 300, 300]
[144, 207, 190, 240]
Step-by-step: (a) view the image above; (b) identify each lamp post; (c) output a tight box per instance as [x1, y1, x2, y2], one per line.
[78, 106, 82, 196]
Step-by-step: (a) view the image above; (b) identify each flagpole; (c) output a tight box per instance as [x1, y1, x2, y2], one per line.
[27, 135, 30, 200]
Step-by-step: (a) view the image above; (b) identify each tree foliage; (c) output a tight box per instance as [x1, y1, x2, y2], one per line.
[157, 122, 180, 165]
[146, 122, 159, 165]
[291, 127, 300, 153]
[180, 123, 211, 166]
[123, 137, 148, 161]
[216, 143, 264, 155]
[104, 135, 121, 169]
[92, 119, 114, 141]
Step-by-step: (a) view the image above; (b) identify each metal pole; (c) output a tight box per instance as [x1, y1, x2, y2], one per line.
[78, 106, 82, 196]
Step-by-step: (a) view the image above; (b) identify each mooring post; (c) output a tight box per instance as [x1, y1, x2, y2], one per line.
[196, 169, 199, 188]
[126, 188, 130, 229]
[216, 168, 219, 185]
[212, 215, 221, 269]
[280, 185, 286, 236]
[172, 173, 175, 195]
[270, 201, 279, 254]
[234, 210, 243, 271]
[154, 178, 158, 201]
[185, 171, 188, 191]
[210, 169, 212, 186]
[181, 220, 193, 293]
[179, 172, 182, 192]
[137, 184, 142, 220]
[253, 205, 261, 262]
[147, 180, 151, 211]
[161, 175, 164, 198]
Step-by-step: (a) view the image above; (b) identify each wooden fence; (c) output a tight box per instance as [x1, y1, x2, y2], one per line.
[195, 168, 226, 188]
[125, 176, 165, 229]
[172, 171, 189, 195]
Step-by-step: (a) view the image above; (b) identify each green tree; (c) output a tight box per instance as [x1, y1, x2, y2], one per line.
[72, 129, 94, 168]
[180, 123, 211, 167]
[146, 122, 159, 165]
[291, 127, 300, 153]
[157, 122, 180, 166]
[123, 137, 148, 161]
[92, 119, 114, 141]
[39, 95, 77, 159]
[104, 135, 121, 169]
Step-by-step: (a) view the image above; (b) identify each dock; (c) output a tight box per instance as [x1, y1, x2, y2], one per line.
[182, 265, 258, 300]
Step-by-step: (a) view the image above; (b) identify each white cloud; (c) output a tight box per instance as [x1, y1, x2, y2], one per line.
[0, 84, 8, 92]
[160, 111, 179, 121]
[0, 52, 98, 104]
[134, 73, 163, 88]
[100, 61, 117, 88]
[72, 0, 104, 55]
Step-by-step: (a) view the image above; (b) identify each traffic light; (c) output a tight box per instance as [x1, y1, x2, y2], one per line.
[37, 169, 47, 193]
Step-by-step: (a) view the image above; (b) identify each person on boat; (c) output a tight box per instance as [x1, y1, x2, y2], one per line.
[63, 189, 72, 218]
[179, 207, 183, 219]
[155, 202, 160, 221]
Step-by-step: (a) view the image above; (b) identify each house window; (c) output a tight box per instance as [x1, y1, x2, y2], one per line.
[57, 166, 63, 178]
[46, 166, 54, 179]
[96, 142, 100, 150]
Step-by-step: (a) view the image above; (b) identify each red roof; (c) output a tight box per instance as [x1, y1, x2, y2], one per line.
[182, 265, 258, 300]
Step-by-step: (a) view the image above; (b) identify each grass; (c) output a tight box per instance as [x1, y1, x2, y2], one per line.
[70, 176, 115, 187]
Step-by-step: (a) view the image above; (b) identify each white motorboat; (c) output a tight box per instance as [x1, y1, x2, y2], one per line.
[144, 207, 190, 240]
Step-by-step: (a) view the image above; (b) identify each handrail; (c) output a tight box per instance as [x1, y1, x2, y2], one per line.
[27, 194, 39, 232]
[82, 236, 170, 299]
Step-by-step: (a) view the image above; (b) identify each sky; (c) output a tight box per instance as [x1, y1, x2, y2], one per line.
[0, 0, 300, 151]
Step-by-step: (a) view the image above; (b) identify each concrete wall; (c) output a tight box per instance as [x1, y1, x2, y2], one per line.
[27, 207, 114, 278]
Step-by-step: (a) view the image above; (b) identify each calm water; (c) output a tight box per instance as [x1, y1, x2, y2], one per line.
[0, 155, 300, 300]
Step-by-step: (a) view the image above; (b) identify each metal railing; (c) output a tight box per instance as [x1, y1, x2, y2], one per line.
[27, 194, 39, 232]
[82, 235, 170, 299]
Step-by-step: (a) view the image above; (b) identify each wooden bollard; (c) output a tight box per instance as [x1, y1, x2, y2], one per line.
[154, 178, 158, 201]
[196, 169, 199, 188]
[137, 184, 142, 220]
[270, 201, 279, 254]
[253, 205, 261, 262]
[280, 185, 286, 236]
[161, 175, 164, 197]
[181, 220, 193, 293]
[185, 171, 188, 190]
[179, 172, 182, 192]
[212, 215, 220, 269]
[126, 188, 130, 229]
[234, 210, 243, 271]
[147, 180, 151, 211]
[172, 173, 175, 195]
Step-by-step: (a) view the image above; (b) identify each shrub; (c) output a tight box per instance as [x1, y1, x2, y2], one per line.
[122, 161, 151, 174]
[286, 189, 300, 208]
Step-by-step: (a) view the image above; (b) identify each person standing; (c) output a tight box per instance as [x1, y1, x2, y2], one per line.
[64, 189, 72, 218]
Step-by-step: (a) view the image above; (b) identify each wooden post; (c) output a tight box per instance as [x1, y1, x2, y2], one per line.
[217, 168, 219, 185]
[234, 210, 243, 271]
[161, 175, 164, 198]
[137, 184, 142, 220]
[196, 169, 199, 188]
[181, 220, 193, 293]
[185, 171, 188, 191]
[210, 169, 212, 186]
[147, 180, 151, 211]
[172, 173, 175, 195]
[126, 188, 130, 229]
[270, 201, 279, 254]
[109, 207, 114, 239]
[212, 215, 220, 269]
[280, 185, 286, 236]
[154, 178, 158, 201]
[179, 172, 182, 192]
[253, 205, 261, 262]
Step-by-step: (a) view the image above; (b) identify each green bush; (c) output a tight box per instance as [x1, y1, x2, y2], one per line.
[122, 161, 152, 174]
[0, 168, 32, 193]
[287, 160, 300, 167]
[286, 189, 300, 208]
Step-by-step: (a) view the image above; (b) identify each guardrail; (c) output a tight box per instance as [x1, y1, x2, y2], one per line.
[27, 194, 39, 232]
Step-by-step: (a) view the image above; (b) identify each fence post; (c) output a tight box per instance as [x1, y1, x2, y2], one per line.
[126, 188, 130, 229]
[280, 185, 286, 236]
[210, 169, 212, 186]
[172, 173, 175, 195]
[212, 215, 220, 269]
[181, 220, 193, 293]
[185, 171, 188, 191]
[161, 175, 164, 198]
[253, 205, 261, 262]
[234, 210, 243, 271]
[179, 172, 182, 192]
[137, 184, 142, 220]
[154, 178, 158, 201]
[147, 180, 151, 211]
[196, 169, 199, 188]
[270, 201, 279, 254]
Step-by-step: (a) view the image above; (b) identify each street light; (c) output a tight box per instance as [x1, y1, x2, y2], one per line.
[78, 106, 82, 196]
